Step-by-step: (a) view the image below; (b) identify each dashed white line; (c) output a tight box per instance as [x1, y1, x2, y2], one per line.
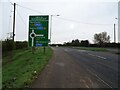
[88, 53, 106, 59]
[64, 49, 70, 52]
[96, 55, 106, 60]
[88, 53, 96, 57]
[78, 50, 87, 52]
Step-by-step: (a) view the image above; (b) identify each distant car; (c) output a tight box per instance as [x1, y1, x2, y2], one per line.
[56, 45, 59, 47]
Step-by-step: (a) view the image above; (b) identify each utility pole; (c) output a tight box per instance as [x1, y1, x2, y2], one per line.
[114, 24, 116, 43]
[13, 3, 16, 41]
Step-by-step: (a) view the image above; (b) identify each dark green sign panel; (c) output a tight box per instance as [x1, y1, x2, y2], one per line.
[29, 15, 49, 47]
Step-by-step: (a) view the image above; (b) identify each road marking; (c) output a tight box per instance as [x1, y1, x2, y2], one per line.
[82, 80, 90, 88]
[88, 53, 96, 56]
[86, 69, 112, 88]
[55, 62, 65, 67]
[88, 53, 106, 60]
[78, 50, 87, 52]
[87, 77, 93, 87]
[95, 74, 112, 88]
[96, 55, 106, 60]
[64, 49, 69, 52]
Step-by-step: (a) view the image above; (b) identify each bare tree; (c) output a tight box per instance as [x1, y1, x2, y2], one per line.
[94, 32, 110, 45]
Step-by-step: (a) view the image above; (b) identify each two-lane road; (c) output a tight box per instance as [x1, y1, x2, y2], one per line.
[31, 47, 118, 88]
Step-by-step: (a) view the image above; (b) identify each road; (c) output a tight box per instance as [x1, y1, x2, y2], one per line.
[31, 47, 118, 88]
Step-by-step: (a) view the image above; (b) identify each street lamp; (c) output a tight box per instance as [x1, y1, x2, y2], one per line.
[50, 15, 60, 44]
[114, 18, 118, 43]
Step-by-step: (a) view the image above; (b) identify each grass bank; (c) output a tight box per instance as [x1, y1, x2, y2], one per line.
[2, 47, 53, 88]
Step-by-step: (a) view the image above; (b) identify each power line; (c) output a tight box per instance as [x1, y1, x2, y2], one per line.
[16, 3, 113, 26]
[17, 4, 44, 14]
[16, 3, 115, 27]
[55, 17, 113, 26]
[16, 9, 27, 28]
[8, 11, 12, 33]
[8, 0, 13, 5]
[17, 10, 26, 25]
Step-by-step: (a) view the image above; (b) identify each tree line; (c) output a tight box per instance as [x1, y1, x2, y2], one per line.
[2, 31, 119, 53]
[52, 32, 119, 48]
[62, 39, 119, 48]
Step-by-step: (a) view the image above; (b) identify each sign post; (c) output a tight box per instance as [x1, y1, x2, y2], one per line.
[29, 15, 49, 53]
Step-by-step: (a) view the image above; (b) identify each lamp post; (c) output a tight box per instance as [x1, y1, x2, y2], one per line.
[50, 15, 60, 44]
[114, 23, 116, 43]
[114, 18, 118, 43]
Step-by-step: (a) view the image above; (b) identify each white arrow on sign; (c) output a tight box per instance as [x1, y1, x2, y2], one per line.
[30, 30, 44, 47]
[36, 34, 44, 37]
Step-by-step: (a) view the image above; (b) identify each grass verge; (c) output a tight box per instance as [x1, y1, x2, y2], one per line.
[2, 47, 53, 88]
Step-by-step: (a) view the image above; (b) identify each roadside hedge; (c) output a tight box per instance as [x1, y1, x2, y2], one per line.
[2, 40, 28, 53]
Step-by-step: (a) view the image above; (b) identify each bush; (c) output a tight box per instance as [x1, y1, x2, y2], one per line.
[2, 40, 28, 53]
[2, 40, 14, 52]
[15, 41, 28, 49]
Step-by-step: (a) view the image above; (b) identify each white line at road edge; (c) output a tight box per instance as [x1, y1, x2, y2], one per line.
[88, 53, 106, 60]
[86, 69, 112, 88]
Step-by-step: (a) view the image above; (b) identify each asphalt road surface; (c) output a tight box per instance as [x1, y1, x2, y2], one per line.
[31, 47, 118, 88]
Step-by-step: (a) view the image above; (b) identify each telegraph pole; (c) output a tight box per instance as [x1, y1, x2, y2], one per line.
[114, 24, 116, 43]
[13, 3, 16, 41]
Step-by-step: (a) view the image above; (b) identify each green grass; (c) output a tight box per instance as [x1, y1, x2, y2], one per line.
[76, 47, 107, 51]
[2, 47, 53, 88]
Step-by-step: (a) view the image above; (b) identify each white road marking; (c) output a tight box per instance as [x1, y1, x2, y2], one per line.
[88, 53, 96, 56]
[86, 69, 112, 88]
[78, 50, 87, 52]
[87, 77, 93, 87]
[82, 80, 90, 88]
[55, 62, 65, 67]
[95, 74, 112, 88]
[88, 53, 106, 60]
[96, 55, 106, 60]
[64, 49, 69, 52]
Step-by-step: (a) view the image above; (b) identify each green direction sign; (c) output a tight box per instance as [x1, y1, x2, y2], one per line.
[28, 15, 49, 47]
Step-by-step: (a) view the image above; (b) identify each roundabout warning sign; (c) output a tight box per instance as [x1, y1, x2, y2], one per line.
[28, 15, 49, 47]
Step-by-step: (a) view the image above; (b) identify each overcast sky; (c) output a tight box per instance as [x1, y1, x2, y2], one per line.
[1, 0, 119, 44]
